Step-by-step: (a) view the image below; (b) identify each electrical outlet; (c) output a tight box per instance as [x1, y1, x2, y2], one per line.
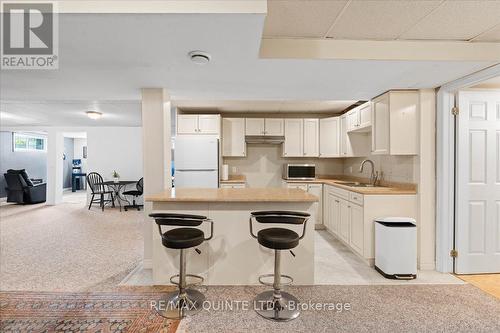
[232, 167, 237, 173]
[349, 166, 353, 173]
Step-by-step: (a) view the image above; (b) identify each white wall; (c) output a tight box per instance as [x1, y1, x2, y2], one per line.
[223, 144, 343, 187]
[73, 138, 88, 173]
[86, 127, 143, 182]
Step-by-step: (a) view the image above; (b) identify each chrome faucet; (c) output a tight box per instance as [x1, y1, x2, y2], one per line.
[359, 159, 379, 186]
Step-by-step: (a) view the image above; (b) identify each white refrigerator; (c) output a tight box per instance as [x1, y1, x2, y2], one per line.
[174, 136, 219, 188]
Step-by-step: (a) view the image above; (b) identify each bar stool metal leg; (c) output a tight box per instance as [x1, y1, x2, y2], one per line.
[254, 249, 300, 322]
[156, 249, 206, 319]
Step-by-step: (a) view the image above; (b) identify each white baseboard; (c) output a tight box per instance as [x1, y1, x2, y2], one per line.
[419, 262, 436, 271]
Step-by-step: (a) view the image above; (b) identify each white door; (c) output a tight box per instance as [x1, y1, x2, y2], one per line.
[456, 90, 500, 273]
[319, 117, 340, 157]
[265, 118, 284, 136]
[198, 115, 220, 134]
[245, 118, 265, 135]
[303, 119, 319, 157]
[284, 119, 303, 157]
[177, 114, 198, 134]
[222, 118, 246, 157]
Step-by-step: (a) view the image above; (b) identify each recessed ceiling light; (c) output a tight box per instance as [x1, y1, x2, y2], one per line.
[86, 111, 102, 120]
[188, 51, 211, 65]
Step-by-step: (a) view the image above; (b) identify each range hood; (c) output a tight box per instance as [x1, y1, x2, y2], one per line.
[245, 135, 285, 144]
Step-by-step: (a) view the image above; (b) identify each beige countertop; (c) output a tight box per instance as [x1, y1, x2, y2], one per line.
[284, 176, 417, 195]
[220, 174, 246, 183]
[146, 188, 319, 203]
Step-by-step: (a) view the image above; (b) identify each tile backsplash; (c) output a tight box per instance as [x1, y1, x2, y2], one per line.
[342, 155, 417, 183]
[223, 145, 417, 187]
[223, 144, 343, 188]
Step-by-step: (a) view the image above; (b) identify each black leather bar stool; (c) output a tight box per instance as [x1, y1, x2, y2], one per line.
[249, 210, 310, 322]
[150, 213, 213, 319]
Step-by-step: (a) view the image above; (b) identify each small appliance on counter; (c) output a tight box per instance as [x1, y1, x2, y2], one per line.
[282, 164, 316, 180]
[221, 164, 229, 181]
[374, 217, 417, 280]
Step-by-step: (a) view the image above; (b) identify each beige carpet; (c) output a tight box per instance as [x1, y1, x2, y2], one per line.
[178, 285, 500, 332]
[0, 195, 144, 292]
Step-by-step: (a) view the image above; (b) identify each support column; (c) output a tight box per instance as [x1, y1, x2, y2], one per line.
[46, 129, 64, 205]
[417, 89, 436, 270]
[141, 88, 172, 269]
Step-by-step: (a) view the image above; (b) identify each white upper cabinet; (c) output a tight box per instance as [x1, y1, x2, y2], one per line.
[346, 109, 359, 132]
[358, 103, 372, 129]
[347, 102, 372, 133]
[303, 118, 319, 157]
[319, 116, 340, 157]
[177, 114, 199, 134]
[283, 119, 303, 157]
[264, 118, 284, 136]
[177, 114, 220, 135]
[198, 115, 220, 134]
[222, 118, 246, 157]
[245, 118, 265, 135]
[340, 115, 351, 157]
[372, 91, 418, 155]
[283, 118, 319, 157]
[245, 118, 284, 136]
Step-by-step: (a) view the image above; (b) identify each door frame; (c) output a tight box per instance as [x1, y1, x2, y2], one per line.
[436, 64, 500, 273]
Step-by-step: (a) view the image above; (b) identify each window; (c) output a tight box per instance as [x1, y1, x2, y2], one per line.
[13, 132, 47, 152]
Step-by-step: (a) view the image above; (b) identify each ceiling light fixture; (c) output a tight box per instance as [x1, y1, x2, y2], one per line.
[86, 111, 102, 120]
[188, 51, 211, 65]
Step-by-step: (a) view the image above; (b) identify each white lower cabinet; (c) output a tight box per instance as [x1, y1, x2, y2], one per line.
[323, 184, 417, 265]
[349, 203, 364, 255]
[286, 182, 323, 226]
[339, 199, 350, 243]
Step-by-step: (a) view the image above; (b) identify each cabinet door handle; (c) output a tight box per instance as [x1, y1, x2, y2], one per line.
[335, 200, 340, 203]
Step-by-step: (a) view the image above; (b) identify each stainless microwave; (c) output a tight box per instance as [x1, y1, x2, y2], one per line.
[283, 164, 316, 180]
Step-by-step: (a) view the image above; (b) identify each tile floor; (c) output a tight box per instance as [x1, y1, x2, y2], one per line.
[122, 230, 464, 287]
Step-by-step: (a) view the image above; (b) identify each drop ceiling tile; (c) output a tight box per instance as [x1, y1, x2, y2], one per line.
[263, 0, 348, 38]
[472, 23, 500, 42]
[327, 0, 442, 40]
[401, 0, 500, 40]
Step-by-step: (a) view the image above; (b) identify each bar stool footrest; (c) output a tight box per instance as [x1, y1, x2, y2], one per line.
[169, 274, 204, 287]
[258, 273, 293, 287]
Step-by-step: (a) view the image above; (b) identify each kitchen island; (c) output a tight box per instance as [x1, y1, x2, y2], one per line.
[146, 188, 318, 285]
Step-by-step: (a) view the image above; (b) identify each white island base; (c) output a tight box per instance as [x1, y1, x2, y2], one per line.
[148, 190, 317, 286]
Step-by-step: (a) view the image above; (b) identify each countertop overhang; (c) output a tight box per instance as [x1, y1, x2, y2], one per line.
[146, 187, 319, 203]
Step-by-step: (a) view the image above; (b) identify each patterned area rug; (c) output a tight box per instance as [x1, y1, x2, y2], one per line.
[0, 291, 179, 332]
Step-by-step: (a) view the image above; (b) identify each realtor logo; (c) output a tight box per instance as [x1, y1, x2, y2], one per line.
[1, 1, 58, 69]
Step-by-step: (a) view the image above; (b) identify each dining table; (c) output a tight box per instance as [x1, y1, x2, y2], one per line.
[96, 180, 136, 212]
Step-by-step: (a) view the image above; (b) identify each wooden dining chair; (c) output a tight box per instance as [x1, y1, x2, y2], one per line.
[86, 172, 115, 211]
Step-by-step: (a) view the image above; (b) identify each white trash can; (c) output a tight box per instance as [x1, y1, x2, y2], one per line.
[375, 217, 417, 280]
